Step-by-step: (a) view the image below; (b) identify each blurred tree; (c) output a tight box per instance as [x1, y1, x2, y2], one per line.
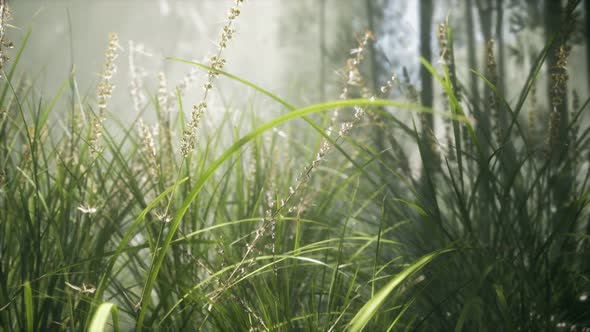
[419, 0, 434, 126]
[418, 0, 438, 179]
[496, 0, 506, 97]
[319, 0, 326, 101]
[545, 0, 568, 146]
[278, 0, 386, 101]
[587, 0, 590, 88]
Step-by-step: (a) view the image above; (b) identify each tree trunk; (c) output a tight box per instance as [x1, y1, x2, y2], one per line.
[495, 0, 505, 98]
[586, 0, 589, 90]
[365, 0, 385, 158]
[366, 0, 380, 92]
[420, 0, 434, 126]
[545, 0, 570, 159]
[319, 0, 326, 102]
[466, 0, 479, 106]
[475, 0, 494, 148]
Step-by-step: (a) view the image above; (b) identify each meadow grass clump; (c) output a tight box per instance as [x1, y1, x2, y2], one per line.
[1, 0, 590, 331]
[359, 3, 590, 331]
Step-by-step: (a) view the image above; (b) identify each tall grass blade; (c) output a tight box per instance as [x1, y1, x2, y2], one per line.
[23, 282, 33, 332]
[348, 249, 452, 332]
[89, 302, 119, 332]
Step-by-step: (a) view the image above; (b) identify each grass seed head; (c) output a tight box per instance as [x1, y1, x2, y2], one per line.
[90, 33, 119, 156]
[179, 0, 245, 158]
[0, 1, 12, 78]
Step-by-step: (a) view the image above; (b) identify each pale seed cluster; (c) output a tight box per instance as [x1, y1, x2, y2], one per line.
[545, 44, 571, 160]
[437, 20, 460, 100]
[485, 39, 502, 142]
[546, 4, 576, 160]
[306, 31, 385, 200]
[180, 102, 206, 157]
[138, 119, 159, 177]
[549, 45, 571, 110]
[157, 72, 175, 114]
[437, 21, 459, 161]
[98, 33, 119, 111]
[156, 72, 177, 178]
[437, 22, 453, 160]
[437, 22, 449, 63]
[0, 0, 13, 79]
[329, 31, 375, 140]
[89, 33, 119, 156]
[309, 31, 376, 202]
[180, 0, 245, 158]
[176, 68, 199, 96]
[374, 72, 418, 173]
[128, 41, 148, 112]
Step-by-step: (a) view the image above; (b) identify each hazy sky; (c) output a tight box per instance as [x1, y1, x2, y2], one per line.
[10, 1, 293, 125]
[8, 1, 589, 125]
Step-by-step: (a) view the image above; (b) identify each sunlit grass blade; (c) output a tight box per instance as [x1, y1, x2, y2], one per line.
[0, 27, 32, 105]
[23, 282, 33, 332]
[348, 249, 452, 332]
[89, 302, 119, 332]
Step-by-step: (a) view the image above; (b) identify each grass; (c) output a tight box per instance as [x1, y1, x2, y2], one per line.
[1, 1, 589, 331]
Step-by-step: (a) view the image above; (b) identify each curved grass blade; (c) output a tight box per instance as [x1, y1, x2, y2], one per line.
[493, 284, 514, 332]
[89, 302, 119, 332]
[169, 58, 384, 188]
[348, 249, 452, 332]
[1, 26, 32, 105]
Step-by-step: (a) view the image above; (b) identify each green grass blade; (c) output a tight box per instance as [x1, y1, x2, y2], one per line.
[23, 282, 33, 332]
[419, 57, 480, 153]
[36, 76, 69, 130]
[1, 27, 32, 105]
[493, 284, 514, 332]
[348, 249, 452, 332]
[89, 302, 119, 332]
[168, 58, 295, 110]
